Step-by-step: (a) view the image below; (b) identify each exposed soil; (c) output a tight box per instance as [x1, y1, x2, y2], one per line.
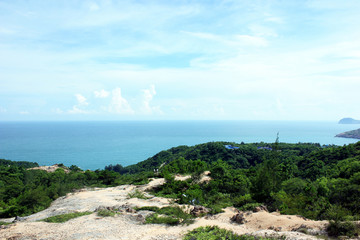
[0, 177, 328, 240]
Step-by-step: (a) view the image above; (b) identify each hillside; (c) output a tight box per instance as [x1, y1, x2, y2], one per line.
[108, 141, 321, 174]
[336, 128, 360, 139]
[339, 118, 360, 124]
[0, 177, 327, 240]
[1, 141, 360, 238]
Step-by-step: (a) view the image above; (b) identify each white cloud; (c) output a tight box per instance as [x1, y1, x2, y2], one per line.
[68, 106, 89, 114]
[75, 94, 88, 106]
[141, 85, 161, 114]
[68, 94, 89, 114]
[19, 111, 29, 115]
[0, 107, 7, 113]
[94, 89, 110, 98]
[108, 88, 134, 114]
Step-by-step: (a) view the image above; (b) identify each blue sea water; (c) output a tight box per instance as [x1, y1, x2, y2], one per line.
[0, 121, 359, 170]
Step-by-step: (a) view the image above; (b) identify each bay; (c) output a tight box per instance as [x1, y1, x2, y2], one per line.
[0, 121, 358, 170]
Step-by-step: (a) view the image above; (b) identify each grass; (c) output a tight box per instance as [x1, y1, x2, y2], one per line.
[146, 213, 181, 225]
[42, 211, 92, 223]
[134, 206, 160, 212]
[127, 189, 149, 199]
[143, 206, 194, 226]
[97, 209, 116, 217]
[0, 221, 12, 226]
[183, 226, 280, 240]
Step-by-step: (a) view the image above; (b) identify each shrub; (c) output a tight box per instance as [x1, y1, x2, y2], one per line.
[134, 206, 160, 212]
[0, 221, 11, 226]
[238, 203, 262, 211]
[327, 220, 359, 238]
[183, 226, 277, 240]
[127, 189, 148, 199]
[97, 209, 116, 217]
[145, 213, 180, 225]
[42, 212, 92, 223]
[144, 206, 194, 225]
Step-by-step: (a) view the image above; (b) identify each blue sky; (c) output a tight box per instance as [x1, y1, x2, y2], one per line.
[1, 0, 360, 121]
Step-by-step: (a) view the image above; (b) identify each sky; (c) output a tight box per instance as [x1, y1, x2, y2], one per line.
[1, 0, 360, 121]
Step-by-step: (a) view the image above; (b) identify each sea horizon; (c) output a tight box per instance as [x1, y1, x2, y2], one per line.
[1, 120, 359, 170]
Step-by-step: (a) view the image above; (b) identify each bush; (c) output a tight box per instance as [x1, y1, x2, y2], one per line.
[0, 221, 11, 226]
[144, 206, 194, 225]
[134, 206, 160, 212]
[145, 213, 180, 225]
[327, 220, 359, 237]
[238, 203, 263, 211]
[127, 189, 148, 199]
[42, 212, 92, 223]
[97, 209, 116, 217]
[183, 226, 276, 240]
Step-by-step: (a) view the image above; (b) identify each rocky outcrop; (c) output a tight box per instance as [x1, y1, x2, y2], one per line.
[335, 128, 360, 139]
[230, 212, 250, 224]
[253, 205, 268, 212]
[190, 206, 209, 217]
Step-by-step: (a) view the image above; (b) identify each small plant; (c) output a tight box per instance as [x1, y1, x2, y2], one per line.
[134, 206, 160, 212]
[183, 226, 277, 240]
[238, 203, 263, 212]
[42, 212, 92, 223]
[144, 206, 194, 225]
[127, 189, 148, 199]
[145, 213, 180, 225]
[97, 209, 116, 217]
[0, 221, 11, 226]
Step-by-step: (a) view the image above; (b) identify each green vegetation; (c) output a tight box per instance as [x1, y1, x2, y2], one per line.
[141, 206, 194, 225]
[134, 206, 160, 212]
[0, 221, 11, 226]
[137, 141, 360, 221]
[183, 226, 278, 240]
[127, 189, 148, 199]
[327, 220, 360, 238]
[1, 140, 360, 229]
[42, 211, 92, 223]
[0, 159, 153, 218]
[0, 159, 38, 168]
[97, 209, 116, 217]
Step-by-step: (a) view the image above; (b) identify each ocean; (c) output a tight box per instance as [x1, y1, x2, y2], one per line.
[0, 121, 359, 170]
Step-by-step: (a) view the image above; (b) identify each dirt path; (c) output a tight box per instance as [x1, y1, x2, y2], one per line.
[0, 178, 327, 240]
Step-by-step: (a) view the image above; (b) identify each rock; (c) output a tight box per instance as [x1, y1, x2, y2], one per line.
[126, 207, 136, 213]
[230, 213, 247, 224]
[136, 214, 145, 223]
[335, 128, 360, 139]
[12, 216, 27, 222]
[253, 205, 268, 212]
[190, 206, 209, 217]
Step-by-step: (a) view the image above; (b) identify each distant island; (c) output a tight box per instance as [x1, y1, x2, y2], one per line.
[338, 118, 360, 124]
[335, 128, 360, 139]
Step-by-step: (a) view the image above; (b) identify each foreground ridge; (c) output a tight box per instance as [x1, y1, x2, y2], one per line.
[0, 177, 326, 240]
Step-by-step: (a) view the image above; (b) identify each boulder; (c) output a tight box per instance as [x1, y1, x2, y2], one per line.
[190, 206, 209, 217]
[253, 205, 268, 212]
[230, 213, 247, 224]
[12, 216, 27, 222]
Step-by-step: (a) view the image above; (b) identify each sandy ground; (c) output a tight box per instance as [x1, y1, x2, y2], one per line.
[28, 164, 70, 173]
[0, 177, 328, 240]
